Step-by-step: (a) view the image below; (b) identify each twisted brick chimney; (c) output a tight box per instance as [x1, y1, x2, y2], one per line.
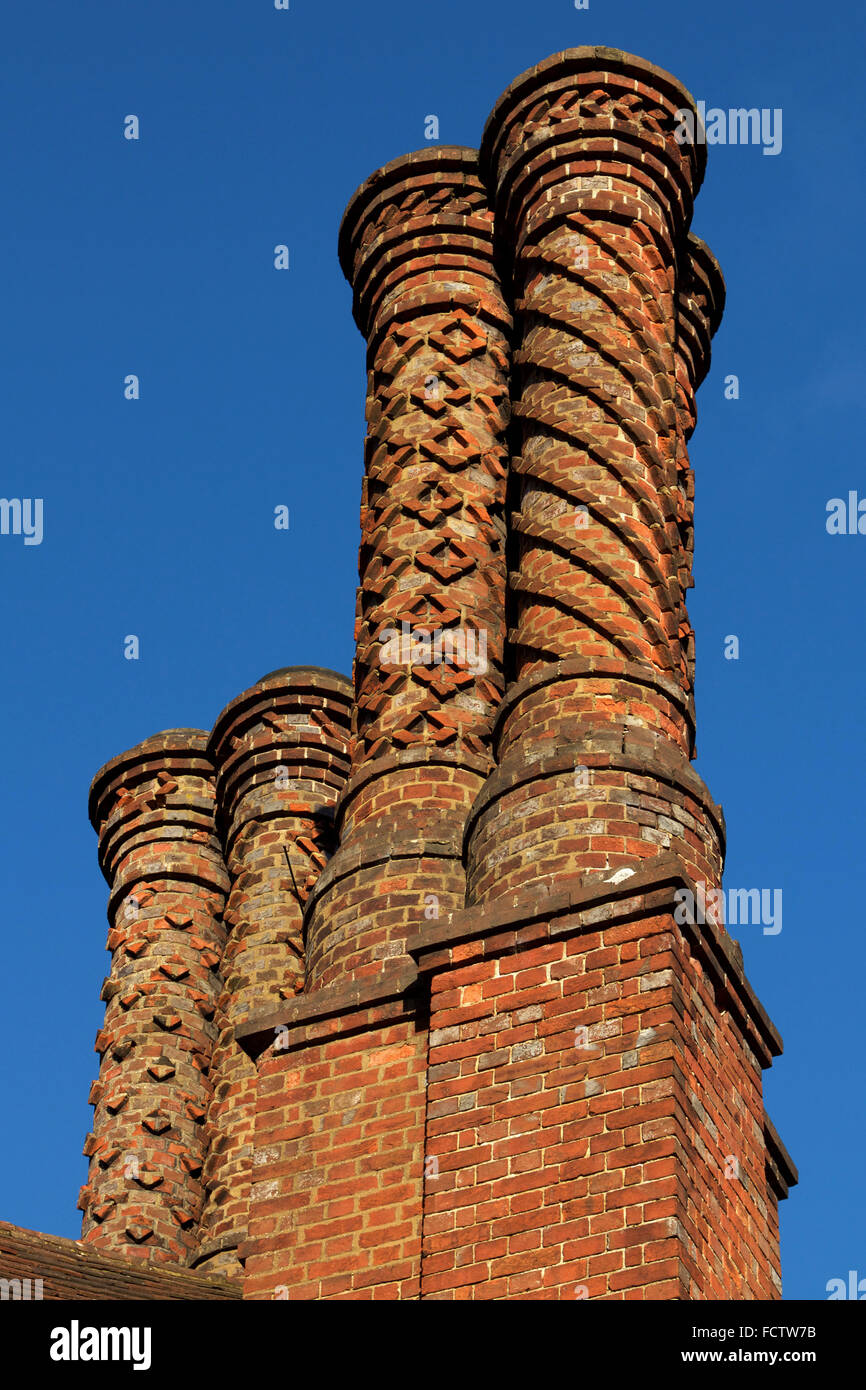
[465, 49, 726, 913]
[71, 47, 794, 1303]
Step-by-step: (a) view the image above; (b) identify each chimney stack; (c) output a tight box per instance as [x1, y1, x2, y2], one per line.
[80, 732, 229, 1266]
[74, 48, 795, 1303]
[305, 147, 512, 990]
[466, 48, 726, 909]
[193, 669, 352, 1276]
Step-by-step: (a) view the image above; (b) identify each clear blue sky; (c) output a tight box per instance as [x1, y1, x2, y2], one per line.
[1, 0, 863, 1301]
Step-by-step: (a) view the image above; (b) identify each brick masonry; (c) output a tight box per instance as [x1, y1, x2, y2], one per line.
[193, 668, 353, 1277]
[0, 47, 796, 1301]
[304, 146, 512, 993]
[238, 966, 427, 1300]
[407, 857, 789, 1299]
[467, 48, 728, 913]
[78, 730, 230, 1268]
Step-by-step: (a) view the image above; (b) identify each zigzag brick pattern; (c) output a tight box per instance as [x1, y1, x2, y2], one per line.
[193, 669, 352, 1276]
[305, 148, 511, 990]
[466, 48, 727, 907]
[78, 732, 229, 1266]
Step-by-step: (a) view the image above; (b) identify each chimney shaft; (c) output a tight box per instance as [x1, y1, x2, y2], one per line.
[305, 147, 511, 990]
[466, 48, 726, 908]
[80, 732, 229, 1266]
[192, 669, 352, 1276]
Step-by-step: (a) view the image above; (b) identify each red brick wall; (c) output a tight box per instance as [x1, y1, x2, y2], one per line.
[235, 861, 788, 1302]
[410, 863, 782, 1299]
[239, 971, 426, 1299]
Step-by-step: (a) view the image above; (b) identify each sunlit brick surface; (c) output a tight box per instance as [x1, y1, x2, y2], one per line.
[415, 902, 781, 1300]
[242, 986, 427, 1300]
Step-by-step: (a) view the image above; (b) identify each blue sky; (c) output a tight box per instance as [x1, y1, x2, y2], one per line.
[1, 0, 863, 1300]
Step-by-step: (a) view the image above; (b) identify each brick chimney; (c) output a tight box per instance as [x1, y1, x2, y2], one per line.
[189, 667, 353, 1273]
[192, 669, 353, 1277]
[74, 47, 795, 1302]
[465, 48, 726, 910]
[406, 48, 790, 1299]
[238, 148, 511, 1298]
[304, 147, 511, 990]
[80, 731, 229, 1266]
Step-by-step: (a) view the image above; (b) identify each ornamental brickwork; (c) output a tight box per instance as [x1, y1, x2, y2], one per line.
[13, 47, 798, 1301]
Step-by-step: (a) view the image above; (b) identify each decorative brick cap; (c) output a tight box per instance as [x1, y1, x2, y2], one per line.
[677, 234, 726, 391]
[207, 666, 353, 841]
[479, 46, 707, 252]
[88, 730, 211, 832]
[480, 46, 704, 174]
[208, 666, 352, 766]
[256, 665, 352, 688]
[338, 144, 481, 281]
